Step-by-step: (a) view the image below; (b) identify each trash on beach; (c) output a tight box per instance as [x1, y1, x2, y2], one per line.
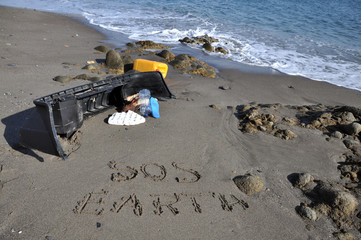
[108, 110, 145, 126]
[133, 59, 168, 78]
[19, 71, 174, 160]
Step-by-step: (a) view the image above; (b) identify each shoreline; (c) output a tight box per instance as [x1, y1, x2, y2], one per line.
[1, 5, 361, 240]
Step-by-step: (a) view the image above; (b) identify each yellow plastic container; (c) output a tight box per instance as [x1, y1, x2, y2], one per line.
[133, 59, 168, 78]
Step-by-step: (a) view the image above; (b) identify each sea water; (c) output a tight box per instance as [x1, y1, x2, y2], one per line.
[1, 0, 360, 91]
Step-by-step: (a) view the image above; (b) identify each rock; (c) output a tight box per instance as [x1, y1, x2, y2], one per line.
[349, 122, 361, 135]
[126, 42, 136, 48]
[135, 40, 170, 49]
[180, 35, 219, 45]
[313, 181, 358, 216]
[274, 129, 297, 140]
[233, 173, 264, 195]
[343, 139, 360, 149]
[73, 74, 91, 80]
[203, 42, 214, 52]
[179, 37, 194, 44]
[157, 50, 175, 62]
[121, 55, 134, 65]
[88, 77, 101, 82]
[105, 50, 123, 69]
[290, 173, 314, 188]
[94, 45, 108, 53]
[169, 54, 216, 78]
[282, 117, 299, 126]
[169, 54, 191, 69]
[219, 85, 231, 90]
[342, 112, 357, 123]
[297, 204, 317, 221]
[215, 47, 228, 54]
[82, 64, 98, 70]
[210, 104, 221, 110]
[53, 76, 72, 83]
[334, 232, 354, 240]
[331, 131, 343, 139]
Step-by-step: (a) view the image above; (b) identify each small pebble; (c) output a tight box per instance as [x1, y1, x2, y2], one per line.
[96, 222, 101, 228]
[219, 85, 231, 90]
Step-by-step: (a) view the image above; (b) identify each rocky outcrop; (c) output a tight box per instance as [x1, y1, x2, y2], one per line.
[237, 103, 361, 141]
[169, 54, 216, 78]
[179, 35, 228, 54]
[134, 40, 170, 50]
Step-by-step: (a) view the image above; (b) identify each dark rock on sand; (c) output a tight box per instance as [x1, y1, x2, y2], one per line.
[289, 173, 314, 189]
[94, 45, 109, 53]
[105, 50, 123, 69]
[333, 232, 354, 240]
[135, 40, 170, 49]
[343, 139, 360, 149]
[312, 181, 358, 216]
[215, 47, 228, 54]
[126, 42, 136, 48]
[157, 50, 175, 62]
[121, 55, 134, 65]
[179, 35, 219, 45]
[74, 74, 91, 80]
[209, 104, 221, 110]
[219, 85, 231, 90]
[169, 54, 216, 78]
[88, 77, 101, 82]
[233, 173, 264, 195]
[331, 131, 343, 139]
[274, 129, 297, 140]
[297, 203, 317, 221]
[343, 122, 361, 136]
[203, 42, 214, 52]
[82, 64, 98, 70]
[53, 75, 72, 83]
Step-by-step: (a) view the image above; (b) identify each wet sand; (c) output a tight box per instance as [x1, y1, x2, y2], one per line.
[1, 6, 361, 240]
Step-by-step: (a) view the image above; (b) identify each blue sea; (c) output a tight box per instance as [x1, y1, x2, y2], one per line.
[1, 0, 361, 91]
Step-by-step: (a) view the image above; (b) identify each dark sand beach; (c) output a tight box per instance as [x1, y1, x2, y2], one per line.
[1, 6, 361, 240]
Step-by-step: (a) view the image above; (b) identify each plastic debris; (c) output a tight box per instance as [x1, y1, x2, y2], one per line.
[108, 110, 145, 126]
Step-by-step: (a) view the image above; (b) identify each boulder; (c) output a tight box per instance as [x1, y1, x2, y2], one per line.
[203, 42, 214, 52]
[233, 173, 264, 195]
[105, 50, 123, 69]
[157, 50, 175, 62]
[297, 204, 317, 221]
[126, 42, 136, 48]
[290, 173, 314, 189]
[313, 181, 358, 216]
[343, 122, 361, 135]
[94, 45, 108, 53]
[215, 47, 228, 54]
[331, 131, 343, 139]
[121, 55, 134, 65]
[179, 37, 195, 44]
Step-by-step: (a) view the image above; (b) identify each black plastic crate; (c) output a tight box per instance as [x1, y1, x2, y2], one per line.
[19, 71, 174, 159]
